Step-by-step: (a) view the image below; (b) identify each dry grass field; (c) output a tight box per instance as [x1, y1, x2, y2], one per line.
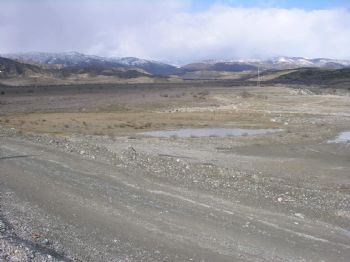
[1, 84, 349, 141]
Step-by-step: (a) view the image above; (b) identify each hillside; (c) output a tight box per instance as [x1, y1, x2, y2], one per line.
[273, 68, 350, 87]
[183, 62, 257, 72]
[3, 52, 350, 82]
[0, 56, 176, 86]
[3, 53, 350, 85]
[3, 52, 183, 76]
[0, 57, 48, 78]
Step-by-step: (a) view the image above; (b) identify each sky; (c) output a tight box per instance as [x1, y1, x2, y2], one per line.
[191, 0, 350, 11]
[1, 0, 350, 63]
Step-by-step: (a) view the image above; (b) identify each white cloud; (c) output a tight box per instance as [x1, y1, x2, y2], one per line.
[1, 1, 350, 63]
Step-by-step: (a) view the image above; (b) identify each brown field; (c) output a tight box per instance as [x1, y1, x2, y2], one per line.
[1, 84, 349, 141]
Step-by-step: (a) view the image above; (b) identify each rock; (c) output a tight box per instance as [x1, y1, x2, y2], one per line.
[41, 238, 50, 245]
[0, 221, 5, 232]
[277, 197, 283, 202]
[294, 213, 304, 219]
[80, 150, 85, 155]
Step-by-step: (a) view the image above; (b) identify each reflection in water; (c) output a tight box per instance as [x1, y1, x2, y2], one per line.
[329, 132, 350, 143]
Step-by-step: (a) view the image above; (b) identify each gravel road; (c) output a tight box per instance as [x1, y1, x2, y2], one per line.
[1, 133, 349, 261]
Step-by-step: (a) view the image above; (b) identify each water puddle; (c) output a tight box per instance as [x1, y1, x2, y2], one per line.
[328, 132, 350, 143]
[142, 128, 282, 138]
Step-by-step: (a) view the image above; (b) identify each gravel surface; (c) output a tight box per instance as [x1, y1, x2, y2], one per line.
[1, 124, 350, 261]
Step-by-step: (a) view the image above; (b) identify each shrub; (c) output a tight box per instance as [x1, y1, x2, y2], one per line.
[241, 91, 253, 98]
[143, 122, 152, 128]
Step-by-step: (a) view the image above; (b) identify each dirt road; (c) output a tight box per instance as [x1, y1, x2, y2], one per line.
[1, 135, 349, 261]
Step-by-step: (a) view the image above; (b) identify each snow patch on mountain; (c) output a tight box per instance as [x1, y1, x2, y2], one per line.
[2, 52, 350, 73]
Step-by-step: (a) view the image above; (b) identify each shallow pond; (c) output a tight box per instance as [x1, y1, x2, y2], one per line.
[142, 128, 282, 138]
[328, 132, 350, 143]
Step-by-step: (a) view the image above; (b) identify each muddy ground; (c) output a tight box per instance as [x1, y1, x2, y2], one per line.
[0, 82, 350, 261]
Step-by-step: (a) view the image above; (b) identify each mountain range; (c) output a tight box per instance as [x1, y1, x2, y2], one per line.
[2, 52, 183, 76]
[0, 56, 158, 86]
[1, 52, 350, 86]
[3, 52, 350, 75]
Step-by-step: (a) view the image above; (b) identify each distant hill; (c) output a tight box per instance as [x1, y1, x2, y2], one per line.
[58, 66, 151, 79]
[2, 52, 350, 84]
[4, 52, 350, 80]
[183, 57, 350, 71]
[0, 56, 176, 86]
[0, 57, 47, 78]
[262, 57, 350, 70]
[3, 52, 183, 76]
[272, 68, 350, 88]
[183, 62, 257, 72]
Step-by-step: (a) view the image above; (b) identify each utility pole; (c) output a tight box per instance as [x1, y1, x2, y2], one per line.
[257, 65, 261, 88]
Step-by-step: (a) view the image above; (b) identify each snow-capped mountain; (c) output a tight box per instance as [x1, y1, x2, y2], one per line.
[190, 57, 350, 70]
[269, 57, 314, 66]
[110, 57, 152, 66]
[2, 52, 350, 76]
[265, 57, 350, 69]
[0, 55, 156, 82]
[109, 57, 183, 75]
[144, 55, 350, 72]
[2, 52, 182, 76]
[2, 52, 107, 67]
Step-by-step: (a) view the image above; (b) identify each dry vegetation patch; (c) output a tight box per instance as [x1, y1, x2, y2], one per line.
[0, 110, 280, 136]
